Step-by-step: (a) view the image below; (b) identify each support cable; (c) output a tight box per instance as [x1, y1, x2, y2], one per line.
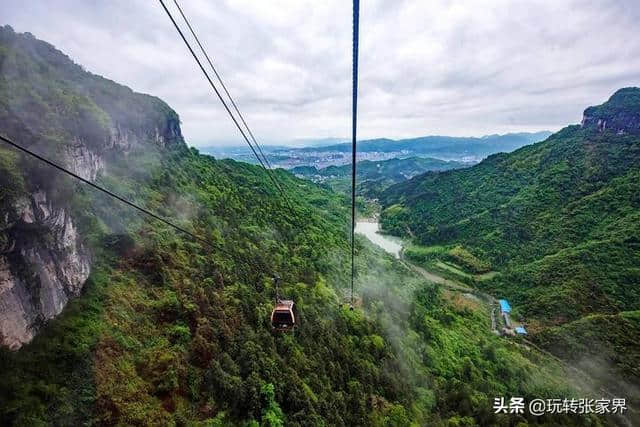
[158, 0, 295, 213]
[172, 0, 276, 173]
[350, 0, 360, 308]
[0, 134, 234, 257]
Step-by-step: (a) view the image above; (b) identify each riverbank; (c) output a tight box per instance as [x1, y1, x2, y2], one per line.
[356, 220, 501, 329]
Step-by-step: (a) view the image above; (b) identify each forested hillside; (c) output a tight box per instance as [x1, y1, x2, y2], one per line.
[0, 24, 186, 348]
[0, 26, 622, 426]
[380, 88, 640, 404]
[292, 156, 468, 198]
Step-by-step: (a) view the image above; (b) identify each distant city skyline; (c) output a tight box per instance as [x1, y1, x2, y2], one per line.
[2, 0, 639, 146]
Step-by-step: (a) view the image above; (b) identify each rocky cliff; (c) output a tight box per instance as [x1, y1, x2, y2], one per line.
[0, 25, 186, 348]
[581, 87, 640, 135]
[0, 191, 90, 349]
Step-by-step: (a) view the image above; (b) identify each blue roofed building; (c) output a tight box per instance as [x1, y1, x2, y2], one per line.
[515, 326, 527, 335]
[498, 299, 511, 313]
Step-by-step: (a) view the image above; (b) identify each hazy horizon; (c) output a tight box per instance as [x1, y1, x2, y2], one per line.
[2, 0, 639, 147]
[198, 129, 556, 149]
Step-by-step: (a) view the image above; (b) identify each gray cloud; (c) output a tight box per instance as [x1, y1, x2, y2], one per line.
[2, 0, 640, 146]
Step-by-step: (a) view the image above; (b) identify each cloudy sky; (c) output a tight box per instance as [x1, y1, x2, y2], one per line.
[3, 0, 640, 146]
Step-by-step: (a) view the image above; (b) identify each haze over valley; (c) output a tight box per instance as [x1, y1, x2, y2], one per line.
[1, 0, 639, 425]
[201, 131, 552, 170]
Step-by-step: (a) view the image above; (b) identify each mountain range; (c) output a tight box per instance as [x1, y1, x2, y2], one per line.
[0, 25, 635, 426]
[380, 87, 640, 404]
[202, 131, 552, 169]
[292, 131, 552, 157]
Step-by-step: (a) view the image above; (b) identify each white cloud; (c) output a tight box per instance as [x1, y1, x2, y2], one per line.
[2, 0, 639, 146]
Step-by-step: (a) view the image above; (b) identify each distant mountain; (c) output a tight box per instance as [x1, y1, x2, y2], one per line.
[379, 88, 640, 399]
[204, 131, 552, 170]
[290, 137, 347, 147]
[292, 131, 553, 160]
[199, 144, 291, 157]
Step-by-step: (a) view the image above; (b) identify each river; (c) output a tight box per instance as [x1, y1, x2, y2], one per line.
[355, 221, 403, 258]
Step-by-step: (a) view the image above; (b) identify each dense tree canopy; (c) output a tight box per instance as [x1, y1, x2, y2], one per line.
[379, 89, 640, 412]
[0, 25, 625, 426]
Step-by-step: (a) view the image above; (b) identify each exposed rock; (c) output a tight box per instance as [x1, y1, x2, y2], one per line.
[581, 87, 640, 135]
[0, 191, 90, 349]
[106, 120, 184, 153]
[0, 119, 182, 350]
[0, 258, 35, 349]
[0, 25, 187, 349]
[64, 138, 105, 181]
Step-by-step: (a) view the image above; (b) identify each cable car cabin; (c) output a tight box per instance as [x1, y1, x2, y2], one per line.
[271, 300, 297, 331]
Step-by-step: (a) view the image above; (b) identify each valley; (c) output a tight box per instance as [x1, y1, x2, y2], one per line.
[202, 131, 552, 170]
[0, 23, 637, 427]
[355, 220, 514, 336]
[377, 87, 640, 422]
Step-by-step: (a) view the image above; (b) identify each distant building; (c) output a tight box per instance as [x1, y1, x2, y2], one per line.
[515, 326, 527, 335]
[498, 299, 511, 314]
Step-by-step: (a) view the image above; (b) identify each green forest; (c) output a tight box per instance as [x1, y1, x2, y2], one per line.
[380, 88, 640, 414]
[0, 147, 603, 426]
[291, 157, 468, 198]
[0, 25, 635, 426]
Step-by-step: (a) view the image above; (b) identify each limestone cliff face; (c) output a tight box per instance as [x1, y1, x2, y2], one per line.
[0, 191, 90, 349]
[64, 138, 106, 181]
[0, 25, 186, 349]
[0, 119, 184, 348]
[581, 87, 640, 135]
[63, 117, 184, 181]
